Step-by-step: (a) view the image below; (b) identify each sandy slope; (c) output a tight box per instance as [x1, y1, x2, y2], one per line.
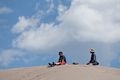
[0, 65, 120, 80]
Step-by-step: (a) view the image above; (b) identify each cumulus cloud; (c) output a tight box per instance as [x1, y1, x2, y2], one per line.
[0, 7, 13, 14]
[12, 16, 39, 33]
[35, 0, 55, 14]
[46, 0, 55, 13]
[0, 49, 25, 67]
[13, 0, 120, 49]
[12, 23, 68, 51]
[58, 4, 67, 16]
[59, 0, 120, 43]
[11, 0, 120, 66]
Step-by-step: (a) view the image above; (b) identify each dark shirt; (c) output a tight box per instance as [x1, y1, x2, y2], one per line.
[90, 53, 96, 63]
[58, 55, 67, 63]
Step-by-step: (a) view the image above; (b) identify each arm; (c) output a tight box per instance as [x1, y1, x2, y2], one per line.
[64, 56, 67, 63]
[94, 54, 96, 61]
[58, 56, 62, 62]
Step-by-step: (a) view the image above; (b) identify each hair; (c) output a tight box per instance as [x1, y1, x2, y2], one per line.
[59, 51, 63, 55]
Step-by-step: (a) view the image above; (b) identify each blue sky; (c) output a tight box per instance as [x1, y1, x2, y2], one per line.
[0, 0, 120, 69]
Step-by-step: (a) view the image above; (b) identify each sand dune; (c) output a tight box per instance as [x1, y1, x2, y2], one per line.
[0, 65, 120, 80]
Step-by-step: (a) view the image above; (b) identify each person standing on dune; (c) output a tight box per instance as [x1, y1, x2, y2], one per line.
[87, 48, 99, 65]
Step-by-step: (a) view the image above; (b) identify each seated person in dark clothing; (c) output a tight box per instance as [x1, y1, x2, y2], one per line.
[57, 51, 67, 65]
[48, 51, 67, 67]
[87, 48, 99, 65]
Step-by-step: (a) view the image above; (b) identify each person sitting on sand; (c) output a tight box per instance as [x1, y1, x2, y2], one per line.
[48, 51, 67, 67]
[87, 48, 99, 65]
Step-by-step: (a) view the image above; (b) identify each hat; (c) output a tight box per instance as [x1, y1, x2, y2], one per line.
[90, 48, 95, 53]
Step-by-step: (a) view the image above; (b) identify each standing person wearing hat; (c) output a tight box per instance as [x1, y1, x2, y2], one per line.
[87, 48, 99, 65]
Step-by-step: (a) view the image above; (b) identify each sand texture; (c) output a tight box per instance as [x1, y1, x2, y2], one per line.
[0, 65, 120, 80]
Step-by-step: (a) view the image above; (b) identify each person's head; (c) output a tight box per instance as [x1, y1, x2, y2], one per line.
[59, 51, 63, 56]
[90, 48, 95, 54]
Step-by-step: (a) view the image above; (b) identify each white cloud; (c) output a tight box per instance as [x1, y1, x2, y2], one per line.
[12, 16, 39, 33]
[12, 0, 120, 66]
[0, 7, 13, 14]
[58, 4, 67, 16]
[46, 0, 55, 13]
[59, 0, 120, 43]
[35, 0, 55, 15]
[0, 49, 25, 67]
[12, 23, 68, 51]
